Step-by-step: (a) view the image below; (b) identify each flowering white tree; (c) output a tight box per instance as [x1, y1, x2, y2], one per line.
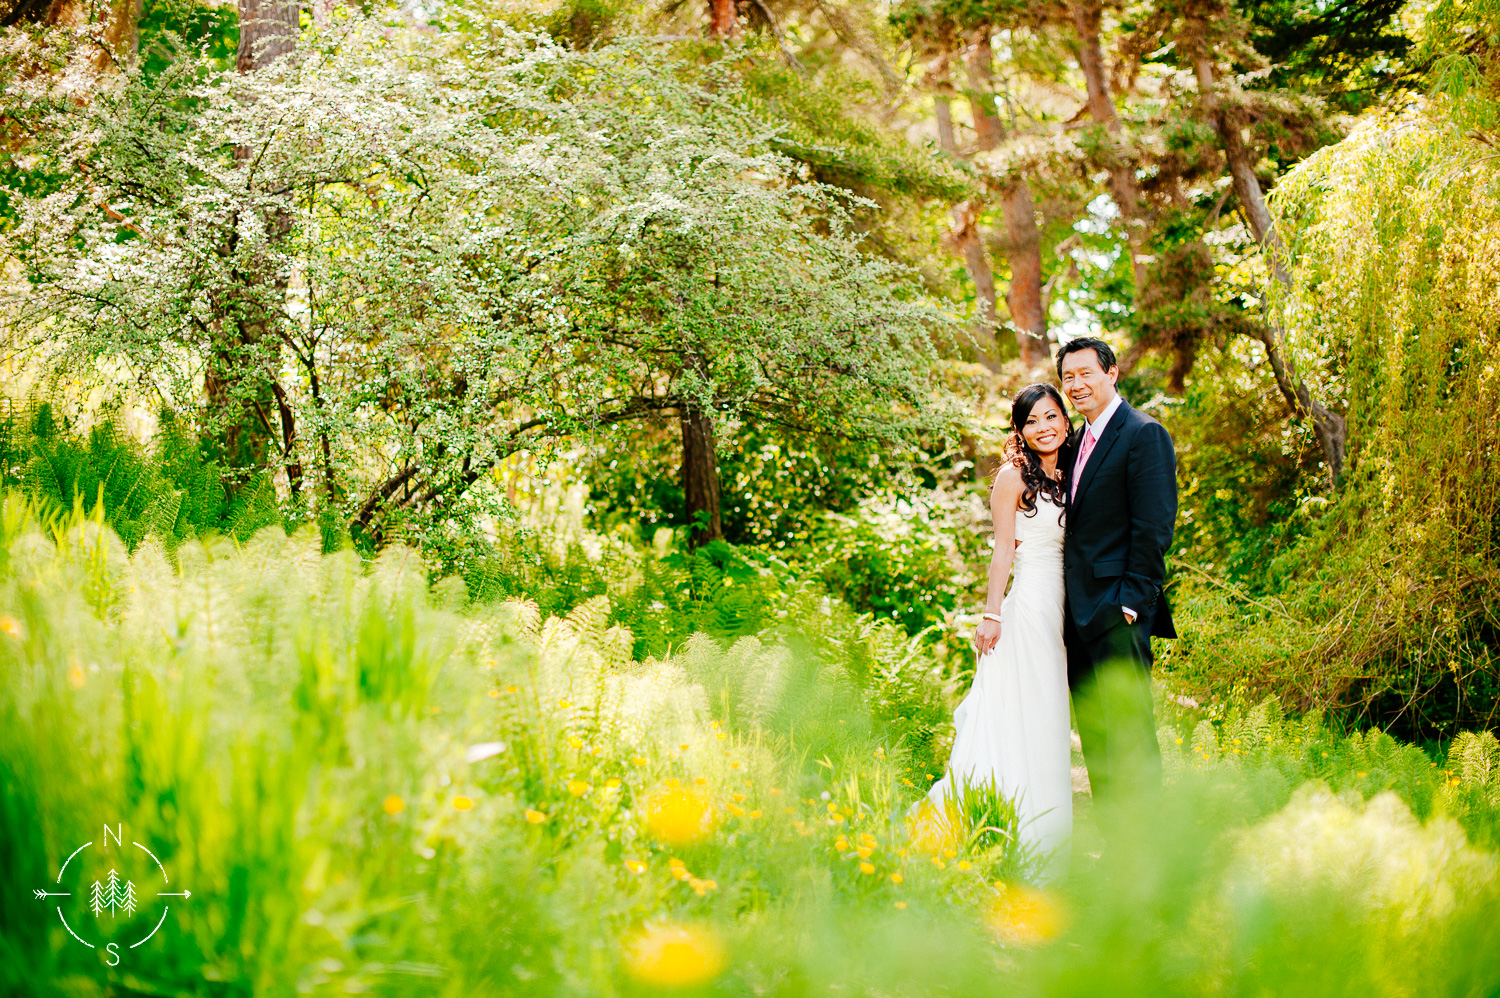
[2, 17, 955, 544]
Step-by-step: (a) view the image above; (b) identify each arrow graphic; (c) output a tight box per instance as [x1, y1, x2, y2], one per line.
[33, 890, 70, 899]
[157, 890, 191, 898]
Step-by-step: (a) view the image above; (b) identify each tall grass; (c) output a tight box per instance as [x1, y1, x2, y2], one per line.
[0, 498, 1498, 996]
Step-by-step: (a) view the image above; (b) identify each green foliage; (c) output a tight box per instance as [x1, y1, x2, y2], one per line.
[1163, 86, 1500, 739]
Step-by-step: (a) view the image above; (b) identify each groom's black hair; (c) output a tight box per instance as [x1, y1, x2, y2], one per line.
[1055, 337, 1118, 379]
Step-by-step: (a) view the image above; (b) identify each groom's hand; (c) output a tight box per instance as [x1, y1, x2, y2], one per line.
[1122, 607, 1138, 625]
[974, 617, 1002, 656]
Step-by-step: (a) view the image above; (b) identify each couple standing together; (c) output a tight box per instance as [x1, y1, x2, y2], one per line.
[927, 337, 1178, 881]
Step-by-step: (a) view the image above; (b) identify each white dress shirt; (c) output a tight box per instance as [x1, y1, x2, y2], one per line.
[1075, 394, 1137, 623]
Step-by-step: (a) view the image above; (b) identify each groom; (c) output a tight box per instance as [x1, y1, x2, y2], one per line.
[1057, 337, 1177, 827]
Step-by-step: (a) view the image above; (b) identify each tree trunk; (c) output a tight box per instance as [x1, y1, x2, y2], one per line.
[204, 0, 301, 490]
[967, 36, 1048, 367]
[706, 0, 739, 38]
[237, 0, 299, 72]
[1071, 0, 1148, 297]
[1192, 52, 1346, 486]
[680, 404, 723, 547]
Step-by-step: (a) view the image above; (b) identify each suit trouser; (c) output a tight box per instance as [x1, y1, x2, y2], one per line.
[1064, 612, 1162, 830]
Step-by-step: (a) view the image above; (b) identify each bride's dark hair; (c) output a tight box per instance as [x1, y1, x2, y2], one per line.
[1001, 383, 1070, 519]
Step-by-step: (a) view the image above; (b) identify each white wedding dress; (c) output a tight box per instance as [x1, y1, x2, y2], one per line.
[926, 492, 1072, 882]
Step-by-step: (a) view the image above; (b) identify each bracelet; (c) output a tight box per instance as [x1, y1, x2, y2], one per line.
[980, 613, 1003, 624]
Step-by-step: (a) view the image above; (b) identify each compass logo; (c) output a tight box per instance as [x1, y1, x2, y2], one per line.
[32, 823, 192, 966]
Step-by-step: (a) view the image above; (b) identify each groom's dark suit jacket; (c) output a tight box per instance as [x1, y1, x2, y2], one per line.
[1063, 399, 1178, 645]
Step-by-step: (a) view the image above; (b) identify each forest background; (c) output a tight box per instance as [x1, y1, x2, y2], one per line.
[2, 0, 1500, 993]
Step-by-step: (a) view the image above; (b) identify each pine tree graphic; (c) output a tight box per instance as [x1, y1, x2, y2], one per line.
[88, 870, 138, 917]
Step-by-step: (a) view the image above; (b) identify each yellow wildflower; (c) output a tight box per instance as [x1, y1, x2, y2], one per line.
[859, 862, 876, 875]
[382, 795, 405, 815]
[568, 780, 591, 797]
[622, 923, 725, 987]
[624, 859, 646, 874]
[646, 786, 715, 846]
[525, 809, 547, 824]
[452, 796, 473, 811]
[987, 884, 1066, 946]
[890, 873, 903, 884]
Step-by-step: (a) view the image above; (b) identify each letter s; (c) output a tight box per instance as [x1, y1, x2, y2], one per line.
[105, 943, 120, 966]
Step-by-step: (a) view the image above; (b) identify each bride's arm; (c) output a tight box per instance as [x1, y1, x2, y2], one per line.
[975, 467, 1025, 656]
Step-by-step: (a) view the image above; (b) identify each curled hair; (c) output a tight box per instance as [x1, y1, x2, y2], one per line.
[1001, 383, 1070, 519]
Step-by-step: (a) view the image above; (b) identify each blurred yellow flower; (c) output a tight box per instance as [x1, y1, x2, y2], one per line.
[716, 732, 727, 740]
[0, 616, 23, 639]
[452, 796, 473, 811]
[605, 777, 623, 789]
[68, 667, 86, 689]
[624, 859, 646, 874]
[688, 877, 717, 896]
[679, 743, 690, 751]
[890, 873, 903, 884]
[525, 809, 547, 823]
[622, 923, 725, 987]
[488, 690, 501, 698]
[631, 756, 648, 766]
[647, 786, 715, 845]
[727, 804, 745, 817]
[893, 901, 907, 909]
[558, 699, 573, 709]
[749, 809, 762, 818]
[769, 788, 782, 796]
[506, 685, 518, 693]
[834, 836, 849, 852]
[859, 862, 875, 875]
[568, 780, 591, 797]
[957, 861, 972, 871]
[694, 776, 708, 785]
[933, 859, 946, 869]
[731, 793, 746, 803]
[987, 884, 1066, 946]
[382, 795, 405, 815]
[567, 736, 584, 749]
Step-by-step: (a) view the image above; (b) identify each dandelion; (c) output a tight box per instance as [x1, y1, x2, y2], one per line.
[625, 859, 646, 874]
[622, 923, 726, 987]
[646, 786, 715, 845]
[452, 796, 473, 810]
[988, 884, 1065, 946]
[568, 780, 591, 797]
[382, 795, 405, 815]
[525, 809, 547, 823]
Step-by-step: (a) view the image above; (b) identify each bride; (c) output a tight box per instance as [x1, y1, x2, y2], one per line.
[925, 383, 1073, 882]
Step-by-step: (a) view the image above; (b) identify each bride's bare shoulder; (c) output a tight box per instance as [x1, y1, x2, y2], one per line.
[991, 464, 1025, 504]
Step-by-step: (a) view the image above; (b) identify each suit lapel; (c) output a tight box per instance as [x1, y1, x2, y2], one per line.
[1071, 400, 1130, 511]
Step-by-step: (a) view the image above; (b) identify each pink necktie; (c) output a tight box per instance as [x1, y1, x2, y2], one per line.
[1071, 429, 1097, 501]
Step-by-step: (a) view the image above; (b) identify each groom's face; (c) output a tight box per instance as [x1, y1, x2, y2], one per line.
[1060, 348, 1119, 422]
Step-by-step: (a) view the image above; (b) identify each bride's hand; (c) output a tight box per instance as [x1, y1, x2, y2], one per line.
[974, 617, 1002, 656]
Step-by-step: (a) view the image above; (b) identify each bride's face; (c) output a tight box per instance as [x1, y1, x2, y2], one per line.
[1021, 396, 1067, 457]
